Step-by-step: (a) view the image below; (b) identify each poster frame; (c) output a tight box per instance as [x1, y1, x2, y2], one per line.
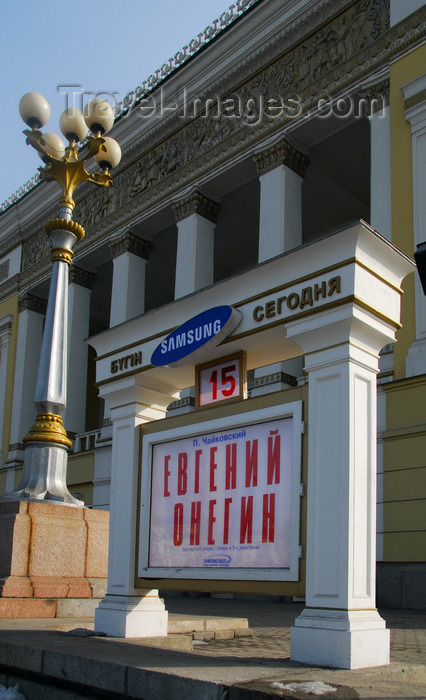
[138, 401, 303, 581]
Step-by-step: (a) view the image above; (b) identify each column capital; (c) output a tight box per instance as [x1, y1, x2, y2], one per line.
[109, 230, 153, 261]
[173, 190, 221, 224]
[253, 138, 309, 178]
[361, 77, 390, 115]
[18, 292, 47, 316]
[68, 266, 97, 290]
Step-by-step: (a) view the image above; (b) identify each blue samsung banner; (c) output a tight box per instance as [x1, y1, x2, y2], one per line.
[151, 306, 241, 367]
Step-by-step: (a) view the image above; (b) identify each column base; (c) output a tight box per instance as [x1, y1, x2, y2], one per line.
[95, 592, 168, 638]
[290, 608, 390, 669]
[0, 443, 82, 507]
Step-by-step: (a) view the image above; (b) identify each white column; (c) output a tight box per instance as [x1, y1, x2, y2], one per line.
[401, 75, 426, 375]
[94, 374, 172, 637]
[7, 294, 46, 467]
[254, 138, 308, 263]
[287, 306, 394, 669]
[0, 315, 13, 467]
[173, 190, 220, 299]
[64, 267, 96, 435]
[109, 230, 152, 327]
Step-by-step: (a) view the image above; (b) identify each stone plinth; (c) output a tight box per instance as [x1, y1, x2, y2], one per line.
[0, 501, 109, 617]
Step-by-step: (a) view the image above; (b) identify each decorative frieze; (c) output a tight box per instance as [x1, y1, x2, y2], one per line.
[253, 139, 309, 177]
[173, 190, 221, 223]
[109, 230, 153, 260]
[21, 229, 51, 271]
[69, 266, 97, 290]
[18, 292, 47, 315]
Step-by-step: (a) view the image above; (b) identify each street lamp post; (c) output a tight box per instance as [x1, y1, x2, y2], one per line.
[0, 92, 121, 506]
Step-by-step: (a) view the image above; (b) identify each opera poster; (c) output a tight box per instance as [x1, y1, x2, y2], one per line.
[139, 404, 302, 581]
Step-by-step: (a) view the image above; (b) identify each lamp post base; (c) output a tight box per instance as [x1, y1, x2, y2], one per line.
[0, 442, 83, 507]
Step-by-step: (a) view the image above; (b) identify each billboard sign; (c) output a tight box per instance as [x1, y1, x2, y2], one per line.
[139, 402, 303, 581]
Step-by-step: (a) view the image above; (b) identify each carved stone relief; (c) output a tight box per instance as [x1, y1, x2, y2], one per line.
[21, 229, 50, 271]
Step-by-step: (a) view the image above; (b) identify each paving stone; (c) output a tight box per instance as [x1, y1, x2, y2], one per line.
[235, 628, 254, 638]
[214, 629, 235, 640]
[1, 601, 426, 699]
[193, 630, 215, 641]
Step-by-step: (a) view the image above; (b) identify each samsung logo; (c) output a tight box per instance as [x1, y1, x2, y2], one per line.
[151, 306, 241, 367]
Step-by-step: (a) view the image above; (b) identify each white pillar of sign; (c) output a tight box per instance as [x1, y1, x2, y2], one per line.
[64, 267, 96, 435]
[6, 294, 46, 468]
[254, 138, 308, 263]
[94, 374, 172, 637]
[401, 76, 426, 376]
[173, 190, 220, 299]
[109, 231, 153, 327]
[288, 303, 395, 669]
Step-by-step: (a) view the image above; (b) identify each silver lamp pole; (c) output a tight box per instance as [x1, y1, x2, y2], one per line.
[0, 92, 121, 506]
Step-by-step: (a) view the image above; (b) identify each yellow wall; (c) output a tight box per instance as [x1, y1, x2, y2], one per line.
[391, 43, 426, 379]
[383, 43, 426, 562]
[67, 451, 95, 506]
[0, 295, 19, 485]
[383, 376, 426, 561]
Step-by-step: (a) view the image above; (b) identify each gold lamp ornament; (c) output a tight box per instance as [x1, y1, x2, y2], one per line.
[19, 92, 121, 211]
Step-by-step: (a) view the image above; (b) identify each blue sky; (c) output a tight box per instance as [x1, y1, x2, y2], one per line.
[0, 0, 237, 205]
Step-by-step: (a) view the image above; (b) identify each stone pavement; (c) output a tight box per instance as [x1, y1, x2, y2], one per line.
[0, 597, 425, 698]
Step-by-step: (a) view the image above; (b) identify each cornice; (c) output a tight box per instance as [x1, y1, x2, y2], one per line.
[111, 0, 359, 173]
[173, 190, 221, 223]
[72, 0, 396, 240]
[405, 88, 426, 112]
[0, 274, 20, 301]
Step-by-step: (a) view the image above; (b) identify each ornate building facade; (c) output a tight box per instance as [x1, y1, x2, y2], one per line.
[0, 0, 425, 616]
